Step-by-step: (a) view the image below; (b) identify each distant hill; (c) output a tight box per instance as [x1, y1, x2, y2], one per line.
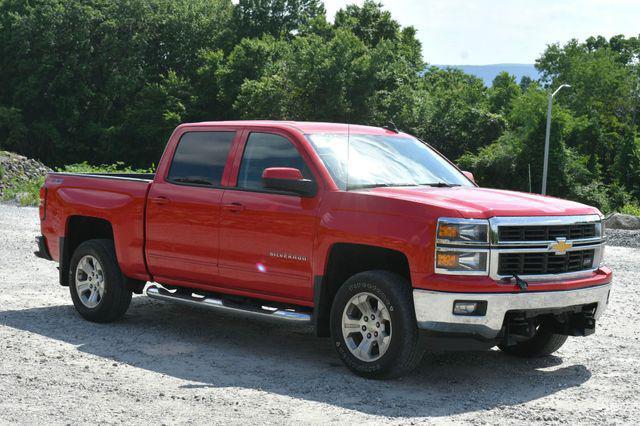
[433, 64, 540, 86]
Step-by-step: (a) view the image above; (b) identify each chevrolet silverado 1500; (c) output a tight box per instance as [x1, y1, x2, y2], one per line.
[35, 121, 612, 378]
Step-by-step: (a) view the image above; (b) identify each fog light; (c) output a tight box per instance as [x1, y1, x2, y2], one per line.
[452, 300, 487, 316]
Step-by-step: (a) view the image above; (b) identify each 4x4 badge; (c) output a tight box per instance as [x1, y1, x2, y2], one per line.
[549, 237, 573, 255]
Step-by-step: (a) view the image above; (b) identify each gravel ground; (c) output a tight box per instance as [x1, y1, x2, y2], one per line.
[605, 229, 640, 249]
[1, 204, 639, 425]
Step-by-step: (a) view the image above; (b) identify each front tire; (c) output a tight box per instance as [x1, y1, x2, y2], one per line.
[499, 319, 568, 357]
[330, 271, 424, 379]
[69, 239, 132, 323]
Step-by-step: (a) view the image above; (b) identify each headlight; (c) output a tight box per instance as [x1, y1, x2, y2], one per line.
[435, 249, 489, 275]
[436, 218, 489, 245]
[435, 218, 490, 275]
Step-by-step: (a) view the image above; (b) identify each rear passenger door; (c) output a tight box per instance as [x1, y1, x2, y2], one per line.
[146, 129, 238, 286]
[217, 131, 320, 302]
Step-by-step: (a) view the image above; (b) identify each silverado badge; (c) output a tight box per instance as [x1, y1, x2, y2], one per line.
[549, 237, 573, 255]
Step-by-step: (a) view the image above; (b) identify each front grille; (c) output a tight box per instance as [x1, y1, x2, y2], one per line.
[498, 249, 595, 276]
[498, 224, 596, 242]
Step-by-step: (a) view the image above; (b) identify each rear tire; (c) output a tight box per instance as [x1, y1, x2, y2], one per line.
[330, 270, 424, 379]
[69, 239, 132, 323]
[499, 320, 568, 357]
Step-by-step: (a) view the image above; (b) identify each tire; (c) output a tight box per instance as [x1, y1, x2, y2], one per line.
[499, 319, 568, 357]
[330, 270, 424, 379]
[69, 239, 132, 323]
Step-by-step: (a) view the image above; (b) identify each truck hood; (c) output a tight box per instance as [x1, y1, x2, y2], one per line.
[366, 186, 600, 218]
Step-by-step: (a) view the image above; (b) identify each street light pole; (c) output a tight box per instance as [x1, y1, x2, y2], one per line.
[541, 83, 571, 195]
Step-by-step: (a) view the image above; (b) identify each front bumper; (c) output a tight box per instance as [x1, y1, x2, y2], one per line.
[413, 283, 612, 339]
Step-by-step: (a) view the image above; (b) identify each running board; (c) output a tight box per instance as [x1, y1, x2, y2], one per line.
[145, 285, 312, 323]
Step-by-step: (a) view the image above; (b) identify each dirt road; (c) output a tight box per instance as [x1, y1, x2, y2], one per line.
[1, 204, 638, 424]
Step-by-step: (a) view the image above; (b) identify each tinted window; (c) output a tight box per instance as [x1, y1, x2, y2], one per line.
[167, 132, 235, 186]
[237, 133, 312, 191]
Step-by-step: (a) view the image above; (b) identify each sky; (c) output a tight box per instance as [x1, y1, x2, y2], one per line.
[323, 0, 640, 65]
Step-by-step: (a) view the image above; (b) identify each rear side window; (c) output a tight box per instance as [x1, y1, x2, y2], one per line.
[237, 133, 312, 191]
[167, 131, 235, 186]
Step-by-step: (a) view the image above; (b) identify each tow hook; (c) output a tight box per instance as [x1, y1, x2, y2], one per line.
[513, 274, 528, 292]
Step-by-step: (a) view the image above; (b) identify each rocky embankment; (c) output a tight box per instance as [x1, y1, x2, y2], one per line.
[0, 151, 51, 202]
[605, 213, 640, 248]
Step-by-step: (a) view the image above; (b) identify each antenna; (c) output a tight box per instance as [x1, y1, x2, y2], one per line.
[382, 120, 399, 133]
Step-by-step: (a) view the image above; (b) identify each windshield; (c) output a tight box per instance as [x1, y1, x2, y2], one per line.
[306, 133, 473, 190]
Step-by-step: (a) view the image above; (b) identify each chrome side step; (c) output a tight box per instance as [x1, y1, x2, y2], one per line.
[145, 285, 312, 323]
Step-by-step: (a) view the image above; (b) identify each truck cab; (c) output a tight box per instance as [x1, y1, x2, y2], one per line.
[36, 121, 612, 379]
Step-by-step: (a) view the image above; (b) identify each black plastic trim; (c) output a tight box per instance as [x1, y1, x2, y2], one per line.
[313, 275, 330, 337]
[34, 236, 52, 261]
[59, 236, 70, 286]
[48, 172, 154, 182]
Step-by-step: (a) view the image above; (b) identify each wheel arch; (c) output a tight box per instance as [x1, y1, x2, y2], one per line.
[313, 243, 411, 337]
[60, 216, 114, 286]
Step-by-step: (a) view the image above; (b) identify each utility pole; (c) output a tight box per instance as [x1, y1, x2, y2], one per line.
[542, 84, 571, 195]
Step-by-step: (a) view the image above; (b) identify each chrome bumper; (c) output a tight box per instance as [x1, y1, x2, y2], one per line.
[413, 283, 611, 339]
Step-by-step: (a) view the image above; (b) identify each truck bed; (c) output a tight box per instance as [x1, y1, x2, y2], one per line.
[42, 172, 154, 282]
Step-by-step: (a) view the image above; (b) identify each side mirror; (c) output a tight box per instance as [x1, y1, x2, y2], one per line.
[262, 167, 317, 197]
[462, 171, 476, 184]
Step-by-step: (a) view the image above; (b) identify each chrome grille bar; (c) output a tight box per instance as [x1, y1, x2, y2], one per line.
[487, 215, 605, 282]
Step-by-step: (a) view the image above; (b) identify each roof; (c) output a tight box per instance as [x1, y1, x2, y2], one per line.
[184, 120, 403, 135]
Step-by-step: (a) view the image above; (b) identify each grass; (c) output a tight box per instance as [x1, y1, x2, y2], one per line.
[1, 162, 154, 207]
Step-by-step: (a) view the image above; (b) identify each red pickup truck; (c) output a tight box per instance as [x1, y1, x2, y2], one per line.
[35, 121, 612, 378]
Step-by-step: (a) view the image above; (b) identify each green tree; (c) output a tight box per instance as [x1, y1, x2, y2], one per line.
[0, 0, 233, 166]
[231, 0, 325, 41]
[415, 68, 505, 160]
[536, 36, 640, 196]
[488, 72, 521, 114]
[334, 0, 399, 47]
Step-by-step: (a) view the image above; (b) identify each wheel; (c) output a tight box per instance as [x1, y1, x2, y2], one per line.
[499, 319, 568, 357]
[69, 239, 132, 323]
[330, 270, 424, 379]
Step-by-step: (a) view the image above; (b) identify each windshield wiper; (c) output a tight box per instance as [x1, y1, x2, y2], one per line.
[419, 182, 461, 187]
[348, 182, 462, 190]
[347, 183, 421, 190]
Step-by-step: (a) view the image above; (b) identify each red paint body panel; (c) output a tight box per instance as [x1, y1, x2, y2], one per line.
[145, 181, 225, 284]
[366, 186, 601, 218]
[41, 174, 151, 281]
[39, 121, 612, 309]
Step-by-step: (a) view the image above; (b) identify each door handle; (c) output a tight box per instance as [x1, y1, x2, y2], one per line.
[149, 196, 170, 205]
[223, 202, 245, 212]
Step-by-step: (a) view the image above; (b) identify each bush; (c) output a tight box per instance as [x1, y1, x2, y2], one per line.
[1, 176, 45, 206]
[570, 181, 611, 213]
[620, 203, 640, 217]
[59, 162, 154, 174]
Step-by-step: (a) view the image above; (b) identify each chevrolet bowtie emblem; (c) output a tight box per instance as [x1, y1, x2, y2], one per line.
[549, 238, 572, 255]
